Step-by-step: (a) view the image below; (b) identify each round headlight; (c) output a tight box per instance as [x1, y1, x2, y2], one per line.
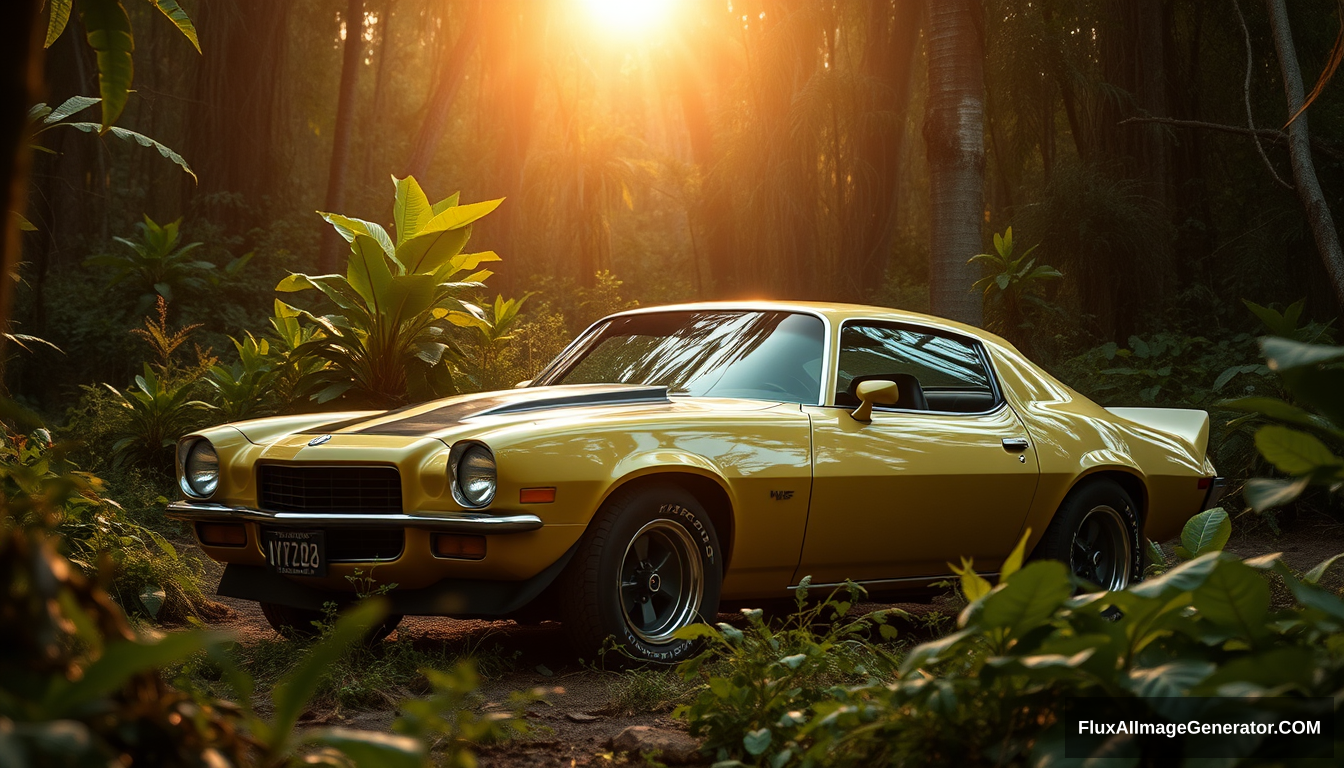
[180, 439, 219, 498]
[454, 444, 496, 507]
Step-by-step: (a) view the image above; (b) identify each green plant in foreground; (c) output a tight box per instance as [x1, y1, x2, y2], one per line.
[676, 528, 1344, 766]
[1147, 506, 1232, 575]
[1221, 337, 1344, 512]
[279, 175, 508, 405]
[205, 332, 281, 422]
[969, 227, 1062, 343]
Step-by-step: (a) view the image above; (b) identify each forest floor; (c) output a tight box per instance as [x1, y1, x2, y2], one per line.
[183, 511, 1344, 767]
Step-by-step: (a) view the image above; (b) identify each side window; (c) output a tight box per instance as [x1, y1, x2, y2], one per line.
[835, 323, 998, 413]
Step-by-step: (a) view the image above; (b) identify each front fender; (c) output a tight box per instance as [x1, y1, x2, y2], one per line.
[601, 451, 738, 510]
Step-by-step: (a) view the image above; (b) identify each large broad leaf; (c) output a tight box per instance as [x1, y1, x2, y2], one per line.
[1260, 336, 1344, 371]
[347, 235, 394, 314]
[1191, 560, 1270, 639]
[320, 212, 395, 258]
[268, 600, 387, 752]
[392, 175, 433, 241]
[148, 0, 201, 53]
[1218, 395, 1340, 436]
[382, 275, 437, 324]
[421, 197, 504, 233]
[79, 0, 135, 132]
[1243, 476, 1312, 512]
[396, 226, 470, 275]
[1254, 424, 1341, 475]
[46, 0, 74, 47]
[978, 560, 1071, 638]
[1177, 508, 1230, 559]
[1125, 660, 1215, 698]
[1127, 552, 1224, 599]
[304, 728, 424, 768]
[64, 123, 195, 180]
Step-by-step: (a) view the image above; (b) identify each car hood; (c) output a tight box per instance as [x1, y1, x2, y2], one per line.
[232, 383, 783, 446]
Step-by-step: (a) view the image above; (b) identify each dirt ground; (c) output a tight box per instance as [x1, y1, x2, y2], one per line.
[186, 512, 1344, 766]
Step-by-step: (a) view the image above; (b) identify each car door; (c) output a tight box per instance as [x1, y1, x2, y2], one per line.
[794, 320, 1040, 585]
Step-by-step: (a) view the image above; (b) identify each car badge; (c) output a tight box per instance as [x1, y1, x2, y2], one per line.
[307, 434, 333, 446]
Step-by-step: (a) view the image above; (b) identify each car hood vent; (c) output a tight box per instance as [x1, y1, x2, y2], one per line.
[312, 384, 672, 437]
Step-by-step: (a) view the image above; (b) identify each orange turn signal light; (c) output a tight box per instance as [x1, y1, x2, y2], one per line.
[197, 522, 247, 547]
[520, 487, 556, 504]
[434, 534, 486, 560]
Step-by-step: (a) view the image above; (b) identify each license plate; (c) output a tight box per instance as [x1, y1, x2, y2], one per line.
[262, 529, 326, 577]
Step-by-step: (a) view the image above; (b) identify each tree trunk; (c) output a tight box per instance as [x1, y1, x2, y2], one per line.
[0, 0, 43, 374]
[319, 0, 366, 274]
[403, 0, 483, 182]
[1266, 0, 1344, 306]
[924, 0, 984, 326]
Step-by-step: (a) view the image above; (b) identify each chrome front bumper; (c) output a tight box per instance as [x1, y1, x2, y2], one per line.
[165, 500, 544, 534]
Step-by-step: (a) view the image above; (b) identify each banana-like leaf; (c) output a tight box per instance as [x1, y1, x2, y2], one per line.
[46, 95, 101, 124]
[64, 122, 195, 180]
[347, 235, 393, 314]
[320, 212, 395, 257]
[46, 0, 74, 47]
[147, 0, 200, 52]
[421, 197, 504, 233]
[79, 0, 135, 132]
[392, 175, 433, 241]
[430, 191, 461, 216]
[383, 275, 437, 322]
[397, 226, 470, 275]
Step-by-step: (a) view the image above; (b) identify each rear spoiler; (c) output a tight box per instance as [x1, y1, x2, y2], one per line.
[1104, 407, 1210, 457]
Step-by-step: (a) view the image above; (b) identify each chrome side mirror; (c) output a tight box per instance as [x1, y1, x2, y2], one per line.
[849, 380, 899, 423]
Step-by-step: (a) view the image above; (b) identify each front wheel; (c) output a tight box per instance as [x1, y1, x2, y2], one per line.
[1031, 479, 1141, 591]
[557, 482, 723, 664]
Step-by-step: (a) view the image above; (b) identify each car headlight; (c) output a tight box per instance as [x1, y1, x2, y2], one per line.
[452, 443, 497, 508]
[179, 439, 219, 498]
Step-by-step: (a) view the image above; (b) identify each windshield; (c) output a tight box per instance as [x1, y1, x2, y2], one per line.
[535, 310, 826, 404]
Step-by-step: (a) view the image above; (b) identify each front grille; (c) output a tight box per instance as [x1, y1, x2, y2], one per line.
[327, 527, 404, 562]
[257, 465, 402, 514]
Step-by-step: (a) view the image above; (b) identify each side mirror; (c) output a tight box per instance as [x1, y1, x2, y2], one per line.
[514, 379, 533, 389]
[850, 380, 899, 423]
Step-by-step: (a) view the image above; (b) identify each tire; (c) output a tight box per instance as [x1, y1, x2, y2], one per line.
[260, 601, 403, 642]
[1031, 479, 1141, 591]
[557, 481, 723, 664]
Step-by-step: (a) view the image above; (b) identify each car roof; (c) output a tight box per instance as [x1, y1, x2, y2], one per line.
[605, 300, 1012, 347]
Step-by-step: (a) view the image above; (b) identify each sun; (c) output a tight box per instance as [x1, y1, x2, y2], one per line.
[580, 0, 673, 37]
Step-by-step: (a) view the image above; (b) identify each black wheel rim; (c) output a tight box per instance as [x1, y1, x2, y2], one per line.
[1070, 505, 1131, 591]
[618, 520, 704, 644]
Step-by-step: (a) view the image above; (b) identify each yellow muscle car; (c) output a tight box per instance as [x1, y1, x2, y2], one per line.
[169, 302, 1225, 661]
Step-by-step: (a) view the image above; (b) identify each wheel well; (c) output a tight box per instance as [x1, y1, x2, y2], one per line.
[607, 472, 735, 571]
[1076, 469, 1149, 530]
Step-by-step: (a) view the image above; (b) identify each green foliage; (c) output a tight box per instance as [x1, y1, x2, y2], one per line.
[28, 96, 195, 180]
[279, 175, 505, 406]
[672, 579, 904, 763]
[1173, 507, 1232, 560]
[457, 294, 531, 391]
[969, 227, 1062, 346]
[204, 332, 280, 422]
[676, 549, 1344, 766]
[43, 0, 201, 131]
[394, 662, 536, 768]
[84, 215, 245, 315]
[1222, 337, 1344, 512]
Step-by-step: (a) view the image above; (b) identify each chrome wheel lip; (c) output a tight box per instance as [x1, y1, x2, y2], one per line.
[618, 519, 705, 644]
[1070, 504, 1132, 591]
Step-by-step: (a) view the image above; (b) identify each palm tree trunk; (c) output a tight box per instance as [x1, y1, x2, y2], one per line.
[924, 0, 984, 325]
[1266, 0, 1344, 306]
[319, 0, 366, 274]
[0, 0, 43, 374]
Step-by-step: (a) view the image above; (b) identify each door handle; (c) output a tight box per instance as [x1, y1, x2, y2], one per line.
[1001, 437, 1030, 452]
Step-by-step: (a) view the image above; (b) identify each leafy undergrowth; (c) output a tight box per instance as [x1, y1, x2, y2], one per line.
[672, 540, 1344, 767]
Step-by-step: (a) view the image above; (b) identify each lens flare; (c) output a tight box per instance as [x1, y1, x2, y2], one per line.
[580, 0, 673, 37]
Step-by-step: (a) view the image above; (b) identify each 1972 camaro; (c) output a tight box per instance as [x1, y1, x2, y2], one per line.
[169, 302, 1226, 661]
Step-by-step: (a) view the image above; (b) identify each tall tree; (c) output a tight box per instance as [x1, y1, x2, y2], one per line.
[319, 0, 367, 274]
[924, 0, 984, 325]
[1266, 0, 1344, 305]
[0, 0, 43, 367]
[403, 0, 483, 181]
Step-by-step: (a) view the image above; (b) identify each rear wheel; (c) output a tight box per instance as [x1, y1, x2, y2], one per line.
[1032, 479, 1140, 591]
[558, 482, 723, 664]
[260, 601, 403, 642]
